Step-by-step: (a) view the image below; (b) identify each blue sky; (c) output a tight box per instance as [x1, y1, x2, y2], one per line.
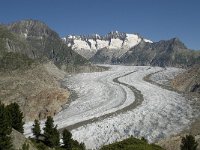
[0, 0, 199, 49]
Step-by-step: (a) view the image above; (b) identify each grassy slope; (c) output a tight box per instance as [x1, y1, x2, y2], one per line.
[0, 52, 35, 71]
[100, 137, 164, 150]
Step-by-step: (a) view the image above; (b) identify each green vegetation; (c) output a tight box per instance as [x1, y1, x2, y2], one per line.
[0, 52, 35, 71]
[71, 139, 86, 150]
[180, 135, 198, 150]
[0, 103, 12, 150]
[43, 116, 60, 148]
[31, 117, 85, 150]
[100, 136, 164, 150]
[62, 129, 72, 150]
[7, 102, 24, 133]
[29, 139, 50, 150]
[0, 102, 25, 149]
[32, 119, 41, 141]
[0, 102, 85, 150]
[0, 25, 37, 72]
[20, 142, 30, 150]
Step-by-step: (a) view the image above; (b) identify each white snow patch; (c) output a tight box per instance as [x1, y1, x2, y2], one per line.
[72, 39, 91, 50]
[88, 39, 97, 50]
[144, 39, 153, 43]
[24, 33, 27, 38]
[67, 43, 71, 47]
[62, 37, 66, 42]
[109, 38, 123, 49]
[123, 34, 141, 49]
[96, 39, 109, 49]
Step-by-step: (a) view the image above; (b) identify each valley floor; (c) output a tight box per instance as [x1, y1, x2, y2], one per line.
[24, 65, 197, 149]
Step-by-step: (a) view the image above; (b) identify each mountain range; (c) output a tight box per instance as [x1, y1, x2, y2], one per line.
[1, 19, 198, 68]
[6, 20, 88, 68]
[62, 31, 152, 59]
[63, 31, 200, 67]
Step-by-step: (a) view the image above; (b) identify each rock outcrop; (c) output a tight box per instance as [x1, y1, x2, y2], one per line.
[172, 64, 200, 94]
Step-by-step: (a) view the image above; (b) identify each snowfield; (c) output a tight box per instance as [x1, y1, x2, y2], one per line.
[24, 65, 194, 149]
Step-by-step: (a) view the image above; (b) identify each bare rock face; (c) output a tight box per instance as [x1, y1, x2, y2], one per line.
[172, 64, 200, 95]
[116, 38, 200, 67]
[0, 62, 70, 121]
[11, 129, 37, 150]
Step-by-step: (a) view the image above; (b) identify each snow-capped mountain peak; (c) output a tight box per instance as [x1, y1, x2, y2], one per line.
[62, 31, 152, 59]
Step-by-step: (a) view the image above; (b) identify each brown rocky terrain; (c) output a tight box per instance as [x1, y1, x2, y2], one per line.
[0, 62, 70, 121]
[172, 64, 200, 95]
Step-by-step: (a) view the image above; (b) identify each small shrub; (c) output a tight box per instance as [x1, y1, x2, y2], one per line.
[180, 135, 198, 150]
[21, 142, 29, 150]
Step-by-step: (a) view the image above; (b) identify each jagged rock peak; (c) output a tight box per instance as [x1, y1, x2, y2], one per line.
[62, 31, 153, 60]
[169, 37, 187, 49]
[64, 31, 143, 41]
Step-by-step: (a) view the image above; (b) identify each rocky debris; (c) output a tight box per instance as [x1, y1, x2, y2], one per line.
[172, 64, 200, 95]
[157, 134, 200, 150]
[25, 88, 69, 120]
[11, 129, 37, 150]
[0, 62, 70, 121]
[156, 65, 200, 150]
[157, 135, 182, 150]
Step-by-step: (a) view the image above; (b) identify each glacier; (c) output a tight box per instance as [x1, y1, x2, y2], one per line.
[24, 65, 194, 149]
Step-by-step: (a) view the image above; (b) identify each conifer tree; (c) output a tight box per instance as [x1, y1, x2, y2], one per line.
[32, 119, 41, 140]
[7, 102, 24, 133]
[62, 129, 72, 150]
[0, 103, 12, 150]
[43, 116, 60, 147]
[52, 125, 60, 147]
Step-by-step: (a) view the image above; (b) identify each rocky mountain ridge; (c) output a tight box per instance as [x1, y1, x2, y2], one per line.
[63, 31, 152, 59]
[114, 38, 200, 67]
[6, 20, 88, 68]
[63, 31, 199, 67]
